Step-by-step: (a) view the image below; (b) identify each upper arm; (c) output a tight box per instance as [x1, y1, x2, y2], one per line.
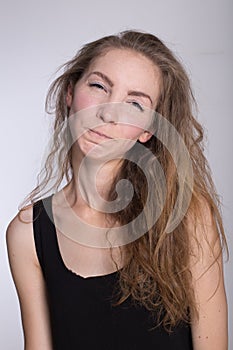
[6, 206, 53, 350]
[188, 200, 228, 350]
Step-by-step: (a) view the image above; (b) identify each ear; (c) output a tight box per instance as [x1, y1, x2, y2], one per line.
[66, 84, 73, 107]
[138, 131, 153, 143]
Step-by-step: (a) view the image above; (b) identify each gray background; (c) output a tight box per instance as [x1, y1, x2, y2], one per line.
[1, 0, 232, 348]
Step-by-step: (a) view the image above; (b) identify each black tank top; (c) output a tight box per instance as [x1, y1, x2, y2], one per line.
[33, 194, 193, 350]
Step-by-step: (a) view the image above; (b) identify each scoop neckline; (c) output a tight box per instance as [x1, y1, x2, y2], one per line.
[47, 193, 122, 280]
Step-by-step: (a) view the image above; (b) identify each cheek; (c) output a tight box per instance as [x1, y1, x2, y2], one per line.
[119, 125, 143, 139]
[70, 91, 97, 113]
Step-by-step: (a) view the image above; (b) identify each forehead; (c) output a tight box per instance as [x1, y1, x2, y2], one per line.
[85, 49, 161, 101]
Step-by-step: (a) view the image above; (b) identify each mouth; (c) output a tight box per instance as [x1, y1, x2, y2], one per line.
[88, 129, 113, 139]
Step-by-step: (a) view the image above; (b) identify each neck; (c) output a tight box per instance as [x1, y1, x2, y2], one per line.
[66, 144, 122, 212]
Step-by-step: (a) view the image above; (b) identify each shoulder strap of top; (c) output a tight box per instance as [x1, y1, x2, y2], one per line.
[33, 198, 44, 271]
[33, 194, 58, 277]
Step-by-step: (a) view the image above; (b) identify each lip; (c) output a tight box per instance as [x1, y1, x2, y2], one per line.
[88, 129, 113, 139]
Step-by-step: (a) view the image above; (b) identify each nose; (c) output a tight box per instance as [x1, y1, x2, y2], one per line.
[96, 103, 119, 124]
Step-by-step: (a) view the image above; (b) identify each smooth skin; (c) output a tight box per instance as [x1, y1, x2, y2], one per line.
[6, 49, 228, 350]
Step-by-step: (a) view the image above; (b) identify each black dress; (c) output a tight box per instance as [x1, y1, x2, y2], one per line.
[33, 194, 193, 350]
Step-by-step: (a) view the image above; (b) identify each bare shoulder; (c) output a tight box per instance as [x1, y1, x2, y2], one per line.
[186, 195, 226, 283]
[187, 197, 228, 350]
[6, 204, 53, 348]
[186, 195, 223, 252]
[186, 194, 225, 280]
[6, 203, 39, 268]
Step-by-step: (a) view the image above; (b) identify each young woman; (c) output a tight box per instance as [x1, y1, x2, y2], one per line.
[6, 30, 228, 350]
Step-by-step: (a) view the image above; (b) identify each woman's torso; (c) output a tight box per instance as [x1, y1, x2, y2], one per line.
[33, 194, 193, 350]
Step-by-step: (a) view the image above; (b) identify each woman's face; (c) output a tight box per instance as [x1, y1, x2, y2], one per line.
[67, 48, 161, 158]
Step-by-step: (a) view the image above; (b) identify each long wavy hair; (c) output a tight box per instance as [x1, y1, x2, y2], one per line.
[20, 30, 228, 330]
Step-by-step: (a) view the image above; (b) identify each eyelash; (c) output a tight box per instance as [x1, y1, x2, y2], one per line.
[88, 82, 107, 91]
[88, 82, 144, 111]
[129, 101, 144, 112]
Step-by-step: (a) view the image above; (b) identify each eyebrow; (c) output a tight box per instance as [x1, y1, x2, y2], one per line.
[87, 71, 113, 87]
[87, 71, 153, 105]
[128, 90, 152, 105]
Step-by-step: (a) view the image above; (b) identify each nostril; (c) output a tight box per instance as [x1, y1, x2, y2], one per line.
[97, 110, 116, 124]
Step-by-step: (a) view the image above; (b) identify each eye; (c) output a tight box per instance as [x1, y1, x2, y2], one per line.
[130, 101, 144, 112]
[88, 82, 106, 91]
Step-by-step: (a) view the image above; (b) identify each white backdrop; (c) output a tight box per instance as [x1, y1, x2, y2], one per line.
[1, 0, 232, 348]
